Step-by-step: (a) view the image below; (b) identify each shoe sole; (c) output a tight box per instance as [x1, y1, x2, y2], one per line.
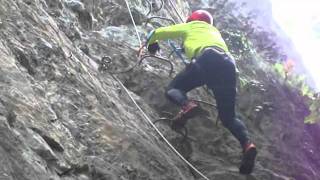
[239, 147, 257, 175]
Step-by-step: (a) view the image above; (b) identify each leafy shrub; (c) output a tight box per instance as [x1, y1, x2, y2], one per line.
[305, 98, 320, 124]
[272, 62, 319, 123]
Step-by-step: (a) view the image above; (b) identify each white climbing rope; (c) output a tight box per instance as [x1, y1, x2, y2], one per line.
[123, 0, 142, 46]
[120, 0, 211, 179]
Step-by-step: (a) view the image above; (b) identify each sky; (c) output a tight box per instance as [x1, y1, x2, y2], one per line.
[270, 0, 320, 91]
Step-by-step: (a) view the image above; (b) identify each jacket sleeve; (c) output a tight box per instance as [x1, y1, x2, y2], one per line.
[147, 23, 189, 45]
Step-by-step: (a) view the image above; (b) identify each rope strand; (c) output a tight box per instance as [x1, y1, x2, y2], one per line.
[124, 0, 142, 46]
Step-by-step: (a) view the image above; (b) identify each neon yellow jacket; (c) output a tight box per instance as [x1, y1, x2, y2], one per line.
[147, 21, 229, 59]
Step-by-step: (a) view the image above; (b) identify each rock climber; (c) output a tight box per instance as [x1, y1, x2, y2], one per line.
[145, 10, 257, 174]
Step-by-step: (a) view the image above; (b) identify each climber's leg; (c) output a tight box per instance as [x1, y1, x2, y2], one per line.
[165, 63, 205, 106]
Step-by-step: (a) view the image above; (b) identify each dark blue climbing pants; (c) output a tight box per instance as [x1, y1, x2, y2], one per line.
[165, 48, 249, 147]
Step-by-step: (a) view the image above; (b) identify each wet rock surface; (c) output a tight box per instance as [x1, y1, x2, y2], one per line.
[0, 0, 319, 180]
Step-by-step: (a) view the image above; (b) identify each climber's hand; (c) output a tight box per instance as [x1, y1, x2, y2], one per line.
[147, 42, 160, 55]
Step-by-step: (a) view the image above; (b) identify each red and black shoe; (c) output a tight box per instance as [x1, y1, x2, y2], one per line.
[239, 142, 257, 174]
[171, 100, 201, 130]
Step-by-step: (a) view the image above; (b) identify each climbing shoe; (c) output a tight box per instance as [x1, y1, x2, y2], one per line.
[239, 142, 257, 174]
[171, 100, 201, 130]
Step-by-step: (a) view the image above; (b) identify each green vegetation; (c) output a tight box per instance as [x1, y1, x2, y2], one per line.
[273, 62, 313, 97]
[272, 62, 319, 123]
[305, 99, 320, 124]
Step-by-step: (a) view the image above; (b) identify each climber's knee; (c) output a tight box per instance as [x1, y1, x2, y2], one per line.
[165, 88, 187, 106]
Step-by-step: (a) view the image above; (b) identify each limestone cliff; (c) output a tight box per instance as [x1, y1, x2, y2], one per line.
[0, 0, 319, 180]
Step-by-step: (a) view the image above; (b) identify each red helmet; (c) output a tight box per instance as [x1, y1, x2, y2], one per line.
[186, 10, 213, 25]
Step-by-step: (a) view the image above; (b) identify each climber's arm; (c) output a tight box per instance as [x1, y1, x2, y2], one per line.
[147, 23, 189, 45]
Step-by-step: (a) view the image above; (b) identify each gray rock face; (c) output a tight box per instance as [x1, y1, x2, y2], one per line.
[0, 0, 318, 180]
